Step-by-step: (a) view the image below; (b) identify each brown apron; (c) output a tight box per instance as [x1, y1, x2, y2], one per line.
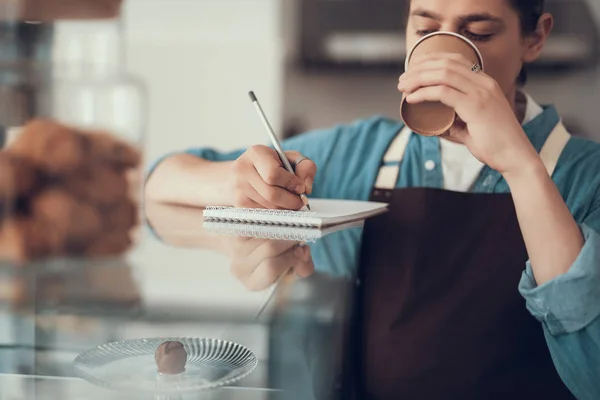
[353, 124, 576, 399]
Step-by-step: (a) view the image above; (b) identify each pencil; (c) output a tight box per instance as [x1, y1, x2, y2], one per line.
[248, 91, 311, 211]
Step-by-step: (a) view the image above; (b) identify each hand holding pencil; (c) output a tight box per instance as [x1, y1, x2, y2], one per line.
[228, 92, 316, 211]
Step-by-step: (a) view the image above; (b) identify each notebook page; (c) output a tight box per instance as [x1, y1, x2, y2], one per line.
[297, 199, 388, 225]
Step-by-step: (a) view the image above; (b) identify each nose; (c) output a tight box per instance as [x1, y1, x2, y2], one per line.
[438, 23, 461, 34]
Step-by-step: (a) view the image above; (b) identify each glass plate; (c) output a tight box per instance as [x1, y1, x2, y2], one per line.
[73, 337, 259, 394]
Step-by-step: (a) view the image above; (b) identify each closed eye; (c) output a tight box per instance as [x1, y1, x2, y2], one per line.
[416, 29, 492, 42]
[463, 31, 493, 42]
[415, 29, 437, 36]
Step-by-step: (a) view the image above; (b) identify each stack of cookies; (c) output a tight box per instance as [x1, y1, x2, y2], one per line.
[0, 119, 141, 263]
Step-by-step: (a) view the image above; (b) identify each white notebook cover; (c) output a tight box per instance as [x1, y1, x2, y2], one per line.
[203, 198, 388, 228]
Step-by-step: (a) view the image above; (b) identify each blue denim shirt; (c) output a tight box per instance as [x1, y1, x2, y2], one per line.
[149, 104, 600, 398]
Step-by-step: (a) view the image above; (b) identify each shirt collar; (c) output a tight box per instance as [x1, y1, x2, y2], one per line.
[522, 92, 543, 125]
[522, 103, 560, 154]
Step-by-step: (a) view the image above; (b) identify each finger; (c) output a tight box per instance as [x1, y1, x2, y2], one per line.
[249, 147, 305, 194]
[408, 52, 475, 69]
[405, 85, 467, 109]
[421, 59, 486, 84]
[400, 59, 486, 90]
[232, 157, 281, 209]
[406, 85, 479, 125]
[408, 56, 473, 72]
[233, 240, 299, 280]
[285, 151, 317, 195]
[398, 68, 478, 95]
[230, 236, 266, 259]
[232, 184, 270, 209]
[236, 181, 282, 210]
[293, 245, 315, 278]
[246, 245, 307, 291]
[441, 126, 471, 144]
[450, 129, 471, 144]
[238, 196, 264, 209]
[230, 235, 256, 253]
[247, 167, 304, 210]
[237, 160, 303, 209]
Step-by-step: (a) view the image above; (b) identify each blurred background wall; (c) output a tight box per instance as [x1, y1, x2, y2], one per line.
[123, 0, 284, 164]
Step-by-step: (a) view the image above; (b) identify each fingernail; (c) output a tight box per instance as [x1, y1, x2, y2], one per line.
[305, 178, 313, 194]
[295, 184, 305, 194]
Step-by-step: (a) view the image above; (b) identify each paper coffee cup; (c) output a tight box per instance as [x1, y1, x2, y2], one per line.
[400, 32, 484, 136]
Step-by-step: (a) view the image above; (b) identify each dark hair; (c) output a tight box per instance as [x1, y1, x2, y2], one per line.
[507, 0, 545, 85]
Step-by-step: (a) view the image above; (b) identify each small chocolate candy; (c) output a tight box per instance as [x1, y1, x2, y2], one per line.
[155, 341, 187, 375]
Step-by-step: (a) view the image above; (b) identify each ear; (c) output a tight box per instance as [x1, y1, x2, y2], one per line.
[522, 13, 553, 63]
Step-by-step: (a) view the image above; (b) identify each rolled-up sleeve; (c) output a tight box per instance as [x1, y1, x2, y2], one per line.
[144, 116, 400, 201]
[519, 194, 600, 399]
[519, 223, 600, 335]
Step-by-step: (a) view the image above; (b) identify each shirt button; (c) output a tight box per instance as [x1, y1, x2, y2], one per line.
[424, 160, 436, 171]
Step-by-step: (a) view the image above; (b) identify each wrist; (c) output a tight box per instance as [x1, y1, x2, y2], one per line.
[502, 155, 548, 188]
[195, 158, 235, 206]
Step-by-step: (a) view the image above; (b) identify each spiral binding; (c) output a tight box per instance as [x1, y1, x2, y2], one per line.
[203, 221, 320, 242]
[203, 206, 318, 227]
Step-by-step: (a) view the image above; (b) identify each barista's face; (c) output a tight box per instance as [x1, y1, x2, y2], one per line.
[406, 0, 549, 99]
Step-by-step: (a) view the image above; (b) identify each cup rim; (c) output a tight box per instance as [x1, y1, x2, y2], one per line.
[404, 31, 485, 72]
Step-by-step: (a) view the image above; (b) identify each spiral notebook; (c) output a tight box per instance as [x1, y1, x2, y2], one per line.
[203, 199, 388, 228]
[203, 219, 365, 242]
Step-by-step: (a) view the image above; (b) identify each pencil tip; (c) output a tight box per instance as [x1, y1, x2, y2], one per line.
[248, 91, 257, 102]
[306, 204, 311, 211]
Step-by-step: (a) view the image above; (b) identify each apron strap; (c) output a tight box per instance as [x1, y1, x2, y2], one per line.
[373, 127, 412, 190]
[373, 121, 570, 191]
[539, 121, 571, 177]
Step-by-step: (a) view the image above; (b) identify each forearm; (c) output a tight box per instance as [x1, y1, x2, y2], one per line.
[145, 153, 234, 207]
[504, 158, 584, 285]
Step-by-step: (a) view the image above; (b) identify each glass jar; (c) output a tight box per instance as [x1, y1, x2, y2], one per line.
[0, 0, 147, 264]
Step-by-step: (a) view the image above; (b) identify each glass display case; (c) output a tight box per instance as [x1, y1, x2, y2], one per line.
[0, 0, 146, 263]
